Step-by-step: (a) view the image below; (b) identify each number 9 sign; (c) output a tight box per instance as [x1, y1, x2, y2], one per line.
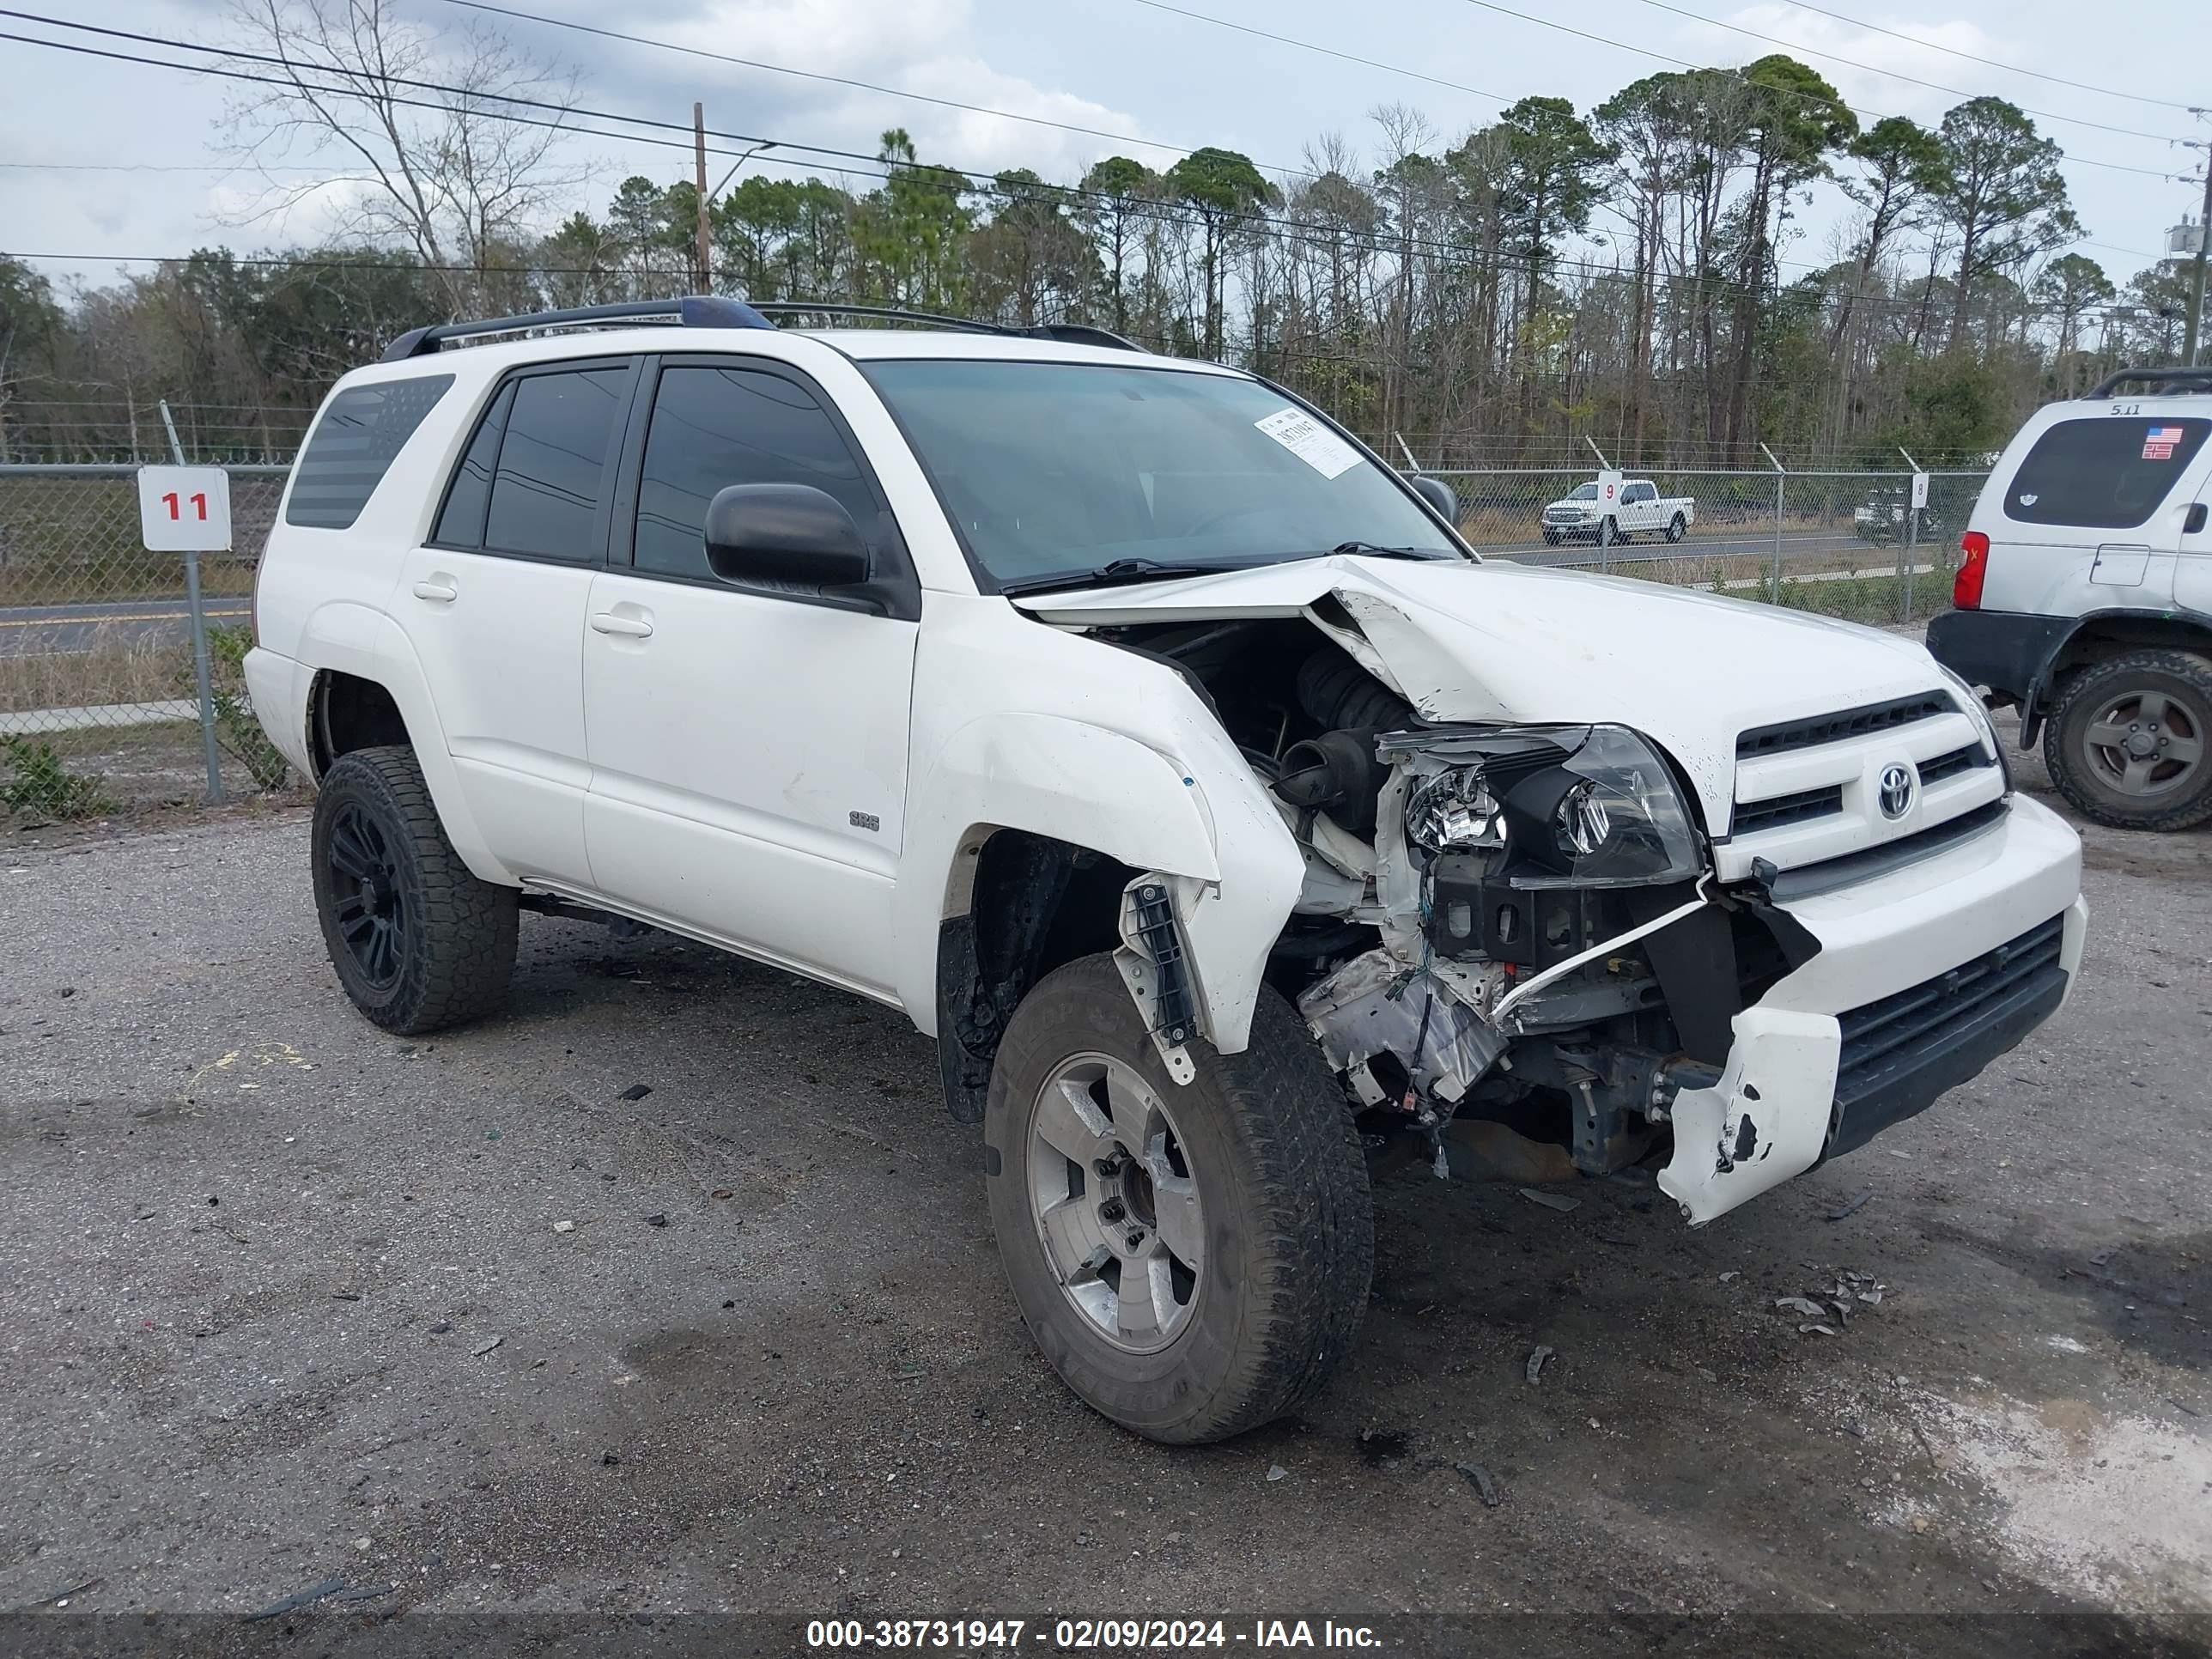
[137, 465, 234, 553]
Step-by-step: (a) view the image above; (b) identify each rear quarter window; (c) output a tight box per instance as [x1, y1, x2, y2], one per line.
[284, 374, 455, 529]
[2002, 416, 2210, 531]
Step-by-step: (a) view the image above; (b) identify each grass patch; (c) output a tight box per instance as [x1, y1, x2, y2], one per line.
[1770, 568, 1954, 624]
[0, 626, 191, 714]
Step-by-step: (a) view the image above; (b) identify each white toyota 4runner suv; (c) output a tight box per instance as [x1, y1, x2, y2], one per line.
[248, 297, 2087, 1443]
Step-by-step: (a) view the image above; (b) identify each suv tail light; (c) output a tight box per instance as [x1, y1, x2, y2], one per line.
[1954, 532, 1990, 610]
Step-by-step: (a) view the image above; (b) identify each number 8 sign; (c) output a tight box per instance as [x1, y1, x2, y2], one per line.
[137, 465, 234, 553]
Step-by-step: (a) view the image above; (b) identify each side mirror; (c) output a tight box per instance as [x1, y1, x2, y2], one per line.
[702, 483, 872, 588]
[1409, 474, 1459, 525]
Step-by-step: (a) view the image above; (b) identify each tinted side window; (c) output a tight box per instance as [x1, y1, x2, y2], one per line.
[484, 368, 629, 561]
[2004, 416, 2211, 530]
[285, 374, 454, 529]
[432, 381, 514, 549]
[634, 365, 885, 579]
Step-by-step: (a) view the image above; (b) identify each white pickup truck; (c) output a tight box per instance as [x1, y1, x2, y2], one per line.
[1542, 477, 1694, 546]
[246, 298, 2084, 1444]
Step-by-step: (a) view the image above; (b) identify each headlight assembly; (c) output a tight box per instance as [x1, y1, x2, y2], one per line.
[1384, 724, 1704, 888]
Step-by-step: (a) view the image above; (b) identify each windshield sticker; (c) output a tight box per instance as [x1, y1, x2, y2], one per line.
[1254, 407, 1361, 480]
[2144, 424, 2183, 460]
[2018, 492, 2039, 506]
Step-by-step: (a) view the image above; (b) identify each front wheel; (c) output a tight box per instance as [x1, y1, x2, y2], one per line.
[311, 746, 519, 1031]
[1543, 530, 1562, 546]
[983, 954, 1373, 1443]
[2044, 651, 2212, 830]
[1665, 513, 1686, 544]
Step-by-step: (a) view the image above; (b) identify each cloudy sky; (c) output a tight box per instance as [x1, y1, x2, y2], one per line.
[2, 0, 2202, 297]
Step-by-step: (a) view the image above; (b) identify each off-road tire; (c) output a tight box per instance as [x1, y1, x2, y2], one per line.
[311, 745, 519, 1032]
[1666, 513, 1686, 544]
[2044, 650, 2212, 831]
[983, 954, 1373, 1443]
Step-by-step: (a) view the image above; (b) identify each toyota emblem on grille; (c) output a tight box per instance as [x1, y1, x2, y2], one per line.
[1878, 762, 1916, 819]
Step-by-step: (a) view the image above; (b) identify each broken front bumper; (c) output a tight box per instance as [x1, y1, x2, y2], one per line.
[1659, 794, 2086, 1224]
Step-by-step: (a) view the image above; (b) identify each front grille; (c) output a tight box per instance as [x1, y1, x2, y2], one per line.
[1835, 914, 2065, 1105]
[1737, 692, 1954, 760]
[1917, 741, 1990, 787]
[1734, 784, 1844, 835]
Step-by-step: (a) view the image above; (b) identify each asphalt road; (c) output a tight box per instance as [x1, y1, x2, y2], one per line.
[1, 726, 2206, 1654]
[0, 598, 252, 658]
[1481, 528, 1888, 568]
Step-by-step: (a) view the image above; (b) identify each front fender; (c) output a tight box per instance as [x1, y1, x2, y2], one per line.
[894, 710, 1304, 1054]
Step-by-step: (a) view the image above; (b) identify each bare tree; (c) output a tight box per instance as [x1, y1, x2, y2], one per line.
[219, 0, 586, 313]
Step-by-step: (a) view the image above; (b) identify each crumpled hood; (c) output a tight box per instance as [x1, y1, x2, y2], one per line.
[1012, 555, 1949, 825]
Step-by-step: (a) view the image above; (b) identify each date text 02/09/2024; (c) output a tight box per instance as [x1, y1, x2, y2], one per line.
[804, 1617, 1384, 1649]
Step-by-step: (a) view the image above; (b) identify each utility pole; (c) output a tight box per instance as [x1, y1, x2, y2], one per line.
[2185, 127, 2212, 367]
[694, 102, 713, 295]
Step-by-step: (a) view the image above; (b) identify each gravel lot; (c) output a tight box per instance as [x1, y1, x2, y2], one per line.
[2, 721, 2208, 1656]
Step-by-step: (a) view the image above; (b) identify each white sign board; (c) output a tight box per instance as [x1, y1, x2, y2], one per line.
[1910, 471, 1930, 512]
[1253, 407, 1362, 480]
[1595, 469, 1624, 506]
[137, 465, 234, 553]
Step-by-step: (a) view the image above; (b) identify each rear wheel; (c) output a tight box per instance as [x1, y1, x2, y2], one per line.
[983, 954, 1372, 1443]
[1665, 513, 1686, 544]
[2044, 651, 2212, 830]
[311, 746, 519, 1031]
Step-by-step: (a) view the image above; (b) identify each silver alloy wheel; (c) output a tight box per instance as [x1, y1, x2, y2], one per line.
[1026, 1053, 1205, 1355]
[2082, 687, 2205, 799]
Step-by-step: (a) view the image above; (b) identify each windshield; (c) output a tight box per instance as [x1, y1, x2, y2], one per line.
[1565, 484, 1599, 501]
[860, 360, 1461, 586]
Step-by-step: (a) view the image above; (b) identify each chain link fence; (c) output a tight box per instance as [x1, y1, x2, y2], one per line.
[1, 453, 1990, 826]
[1, 463, 295, 824]
[1425, 465, 1987, 626]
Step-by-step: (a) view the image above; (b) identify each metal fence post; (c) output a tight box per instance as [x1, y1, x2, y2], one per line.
[1759, 444, 1785, 603]
[159, 401, 226, 805]
[1896, 447, 1922, 625]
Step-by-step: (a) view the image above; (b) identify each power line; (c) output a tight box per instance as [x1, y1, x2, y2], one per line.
[1443, 0, 2179, 176]
[1619, 0, 2181, 142]
[0, 23, 1813, 315]
[436, 0, 1218, 167]
[1118, 0, 1514, 111]
[0, 160, 335, 173]
[1749, 0, 2195, 113]
[0, 21, 2161, 323]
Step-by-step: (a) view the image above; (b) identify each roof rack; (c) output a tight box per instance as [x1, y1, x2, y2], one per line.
[379, 295, 772, 362]
[746, 301, 1145, 352]
[377, 295, 1150, 363]
[2086, 366, 2212, 398]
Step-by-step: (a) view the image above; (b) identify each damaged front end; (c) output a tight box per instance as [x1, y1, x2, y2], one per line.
[1275, 708, 1820, 1217]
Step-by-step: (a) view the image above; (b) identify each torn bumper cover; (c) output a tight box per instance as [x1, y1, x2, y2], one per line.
[1661, 793, 2086, 1224]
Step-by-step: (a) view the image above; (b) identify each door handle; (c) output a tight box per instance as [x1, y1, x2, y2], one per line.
[590, 611, 654, 639]
[411, 579, 458, 603]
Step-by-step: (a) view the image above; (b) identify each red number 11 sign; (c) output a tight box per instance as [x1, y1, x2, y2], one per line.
[137, 465, 234, 553]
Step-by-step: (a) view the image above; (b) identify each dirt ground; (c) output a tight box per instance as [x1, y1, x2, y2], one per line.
[2, 721, 2207, 1658]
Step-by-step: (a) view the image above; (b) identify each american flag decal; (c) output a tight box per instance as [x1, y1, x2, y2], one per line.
[2143, 424, 2184, 460]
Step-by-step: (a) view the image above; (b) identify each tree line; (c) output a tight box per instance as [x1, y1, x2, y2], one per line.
[0, 3, 2199, 471]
